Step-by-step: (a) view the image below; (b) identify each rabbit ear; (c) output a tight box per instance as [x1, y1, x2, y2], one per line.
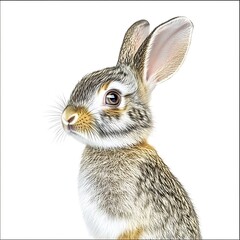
[117, 20, 150, 65]
[133, 17, 193, 90]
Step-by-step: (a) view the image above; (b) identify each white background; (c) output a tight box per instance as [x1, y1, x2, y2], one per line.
[1, 1, 239, 239]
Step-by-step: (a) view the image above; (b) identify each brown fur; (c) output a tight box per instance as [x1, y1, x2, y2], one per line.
[63, 106, 93, 132]
[98, 81, 112, 93]
[136, 140, 155, 151]
[118, 227, 143, 240]
[75, 107, 93, 132]
[103, 105, 128, 117]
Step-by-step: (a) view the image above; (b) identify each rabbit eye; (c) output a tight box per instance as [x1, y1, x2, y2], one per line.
[104, 90, 121, 107]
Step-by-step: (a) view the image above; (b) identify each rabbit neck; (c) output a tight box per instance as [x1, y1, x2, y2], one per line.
[84, 140, 155, 155]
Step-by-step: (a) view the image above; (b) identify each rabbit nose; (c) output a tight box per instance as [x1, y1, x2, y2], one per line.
[66, 114, 78, 125]
[62, 106, 78, 126]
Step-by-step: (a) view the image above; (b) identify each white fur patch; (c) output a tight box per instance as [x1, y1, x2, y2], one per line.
[78, 171, 128, 238]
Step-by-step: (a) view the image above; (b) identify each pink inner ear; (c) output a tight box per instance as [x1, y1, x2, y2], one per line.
[136, 24, 150, 54]
[146, 20, 192, 83]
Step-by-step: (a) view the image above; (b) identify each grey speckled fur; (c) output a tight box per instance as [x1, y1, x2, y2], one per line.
[62, 17, 201, 239]
[80, 145, 201, 239]
[80, 146, 201, 239]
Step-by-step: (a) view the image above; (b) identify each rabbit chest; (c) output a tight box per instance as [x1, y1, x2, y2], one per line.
[78, 145, 200, 239]
[78, 146, 142, 238]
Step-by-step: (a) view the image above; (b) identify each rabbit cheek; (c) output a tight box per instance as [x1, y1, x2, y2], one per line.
[102, 107, 126, 120]
[73, 109, 93, 133]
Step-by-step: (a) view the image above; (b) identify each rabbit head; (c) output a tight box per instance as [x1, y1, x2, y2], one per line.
[61, 17, 193, 148]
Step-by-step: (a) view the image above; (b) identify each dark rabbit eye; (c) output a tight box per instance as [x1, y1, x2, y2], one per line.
[105, 90, 121, 106]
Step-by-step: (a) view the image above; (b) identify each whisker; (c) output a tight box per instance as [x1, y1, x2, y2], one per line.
[54, 127, 65, 143]
[46, 114, 63, 118]
[48, 122, 61, 130]
[56, 131, 64, 143]
[46, 104, 64, 112]
[47, 120, 62, 125]
[58, 94, 67, 106]
[46, 94, 68, 143]
[59, 131, 67, 143]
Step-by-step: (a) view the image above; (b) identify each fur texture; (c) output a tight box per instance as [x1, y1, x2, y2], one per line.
[61, 17, 201, 239]
[79, 143, 201, 239]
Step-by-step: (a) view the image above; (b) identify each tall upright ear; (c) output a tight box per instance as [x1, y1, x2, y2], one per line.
[133, 17, 193, 90]
[117, 20, 150, 65]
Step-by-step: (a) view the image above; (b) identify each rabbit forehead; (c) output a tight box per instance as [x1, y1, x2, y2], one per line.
[69, 66, 137, 105]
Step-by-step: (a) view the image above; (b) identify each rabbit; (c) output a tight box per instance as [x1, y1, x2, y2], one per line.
[61, 17, 201, 239]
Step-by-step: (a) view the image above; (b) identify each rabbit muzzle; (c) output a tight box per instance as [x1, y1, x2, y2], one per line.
[61, 105, 93, 134]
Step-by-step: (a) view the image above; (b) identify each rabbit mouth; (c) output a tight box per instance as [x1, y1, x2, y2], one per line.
[67, 124, 73, 133]
[62, 122, 72, 133]
[63, 124, 81, 136]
